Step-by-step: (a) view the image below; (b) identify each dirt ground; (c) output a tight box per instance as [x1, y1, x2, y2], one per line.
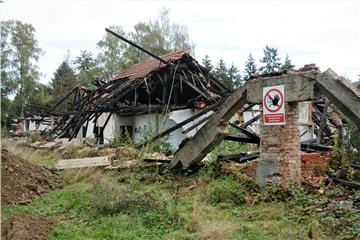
[1, 149, 63, 207]
[1, 214, 53, 240]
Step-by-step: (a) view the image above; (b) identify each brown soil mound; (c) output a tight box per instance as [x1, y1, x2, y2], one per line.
[1, 214, 53, 240]
[1, 149, 63, 207]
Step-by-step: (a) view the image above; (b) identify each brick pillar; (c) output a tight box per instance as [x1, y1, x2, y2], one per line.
[256, 102, 301, 186]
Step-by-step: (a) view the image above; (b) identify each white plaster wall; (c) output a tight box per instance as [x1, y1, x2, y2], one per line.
[242, 104, 261, 134]
[29, 121, 37, 131]
[74, 109, 213, 150]
[298, 101, 314, 141]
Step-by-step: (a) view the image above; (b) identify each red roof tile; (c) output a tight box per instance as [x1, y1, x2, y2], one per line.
[112, 50, 189, 81]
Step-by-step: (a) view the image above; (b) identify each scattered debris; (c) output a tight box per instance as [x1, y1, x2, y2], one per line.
[55, 156, 110, 170]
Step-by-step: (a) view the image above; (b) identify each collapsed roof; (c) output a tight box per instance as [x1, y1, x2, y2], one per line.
[56, 50, 230, 139]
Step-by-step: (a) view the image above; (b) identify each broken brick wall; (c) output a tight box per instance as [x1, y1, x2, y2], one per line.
[256, 102, 301, 185]
[244, 153, 331, 181]
[301, 152, 331, 178]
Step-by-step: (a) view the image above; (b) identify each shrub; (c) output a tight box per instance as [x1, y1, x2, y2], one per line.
[92, 180, 164, 216]
[140, 128, 174, 155]
[205, 177, 246, 206]
[30, 132, 43, 143]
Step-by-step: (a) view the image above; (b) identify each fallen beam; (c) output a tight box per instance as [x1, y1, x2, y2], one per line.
[170, 87, 247, 169]
[55, 156, 110, 170]
[143, 158, 171, 164]
[218, 152, 259, 163]
[315, 69, 360, 127]
[224, 134, 260, 144]
[138, 102, 220, 147]
[333, 178, 360, 189]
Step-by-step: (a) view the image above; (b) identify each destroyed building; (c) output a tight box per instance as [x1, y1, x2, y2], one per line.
[50, 50, 230, 148]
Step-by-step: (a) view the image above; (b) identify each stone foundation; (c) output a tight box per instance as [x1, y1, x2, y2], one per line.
[256, 102, 301, 185]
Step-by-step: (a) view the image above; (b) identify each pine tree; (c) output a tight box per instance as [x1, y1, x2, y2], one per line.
[281, 55, 295, 71]
[259, 45, 281, 73]
[50, 61, 77, 111]
[202, 54, 213, 73]
[202, 54, 214, 72]
[228, 64, 242, 88]
[214, 59, 233, 90]
[243, 53, 257, 81]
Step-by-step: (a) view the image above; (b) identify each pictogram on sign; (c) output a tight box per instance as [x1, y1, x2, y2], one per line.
[263, 85, 285, 125]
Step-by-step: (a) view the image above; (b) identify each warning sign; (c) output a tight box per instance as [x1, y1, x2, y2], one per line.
[263, 85, 285, 125]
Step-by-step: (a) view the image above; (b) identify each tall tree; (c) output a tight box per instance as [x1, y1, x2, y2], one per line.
[259, 45, 281, 73]
[97, 25, 128, 80]
[280, 55, 295, 71]
[243, 53, 257, 81]
[0, 20, 43, 119]
[124, 8, 193, 66]
[214, 59, 233, 90]
[228, 64, 242, 88]
[73, 50, 101, 88]
[202, 54, 213, 73]
[50, 61, 77, 111]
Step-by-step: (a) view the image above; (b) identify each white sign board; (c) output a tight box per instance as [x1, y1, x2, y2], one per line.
[263, 85, 285, 125]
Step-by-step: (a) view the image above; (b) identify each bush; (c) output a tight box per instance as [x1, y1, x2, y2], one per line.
[140, 128, 174, 155]
[92, 180, 164, 216]
[205, 177, 246, 206]
[30, 132, 43, 143]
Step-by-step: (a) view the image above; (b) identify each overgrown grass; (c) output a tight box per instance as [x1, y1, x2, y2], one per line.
[2, 144, 359, 239]
[1, 138, 61, 167]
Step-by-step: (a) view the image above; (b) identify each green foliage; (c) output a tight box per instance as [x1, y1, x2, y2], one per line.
[214, 58, 233, 90]
[97, 25, 128, 80]
[62, 145, 82, 159]
[205, 177, 246, 206]
[209, 127, 248, 161]
[97, 8, 193, 79]
[330, 134, 349, 170]
[111, 130, 134, 148]
[140, 128, 174, 155]
[259, 45, 281, 73]
[243, 53, 257, 81]
[202, 54, 213, 72]
[29, 132, 43, 143]
[49, 61, 77, 111]
[280, 54, 295, 71]
[92, 182, 164, 216]
[1, 20, 43, 122]
[349, 124, 360, 164]
[73, 50, 102, 88]
[123, 8, 193, 68]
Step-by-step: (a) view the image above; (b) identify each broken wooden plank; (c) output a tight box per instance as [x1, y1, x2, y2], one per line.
[241, 114, 260, 128]
[55, 156, 110, 170]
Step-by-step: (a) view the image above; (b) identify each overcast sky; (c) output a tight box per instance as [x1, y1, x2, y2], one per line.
[1, 0, 359, 84]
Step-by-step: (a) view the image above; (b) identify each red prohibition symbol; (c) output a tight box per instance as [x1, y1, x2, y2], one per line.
[264, 88, 284, 113]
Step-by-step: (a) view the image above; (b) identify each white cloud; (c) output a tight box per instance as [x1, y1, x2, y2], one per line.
[1, 0, 359, 83]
